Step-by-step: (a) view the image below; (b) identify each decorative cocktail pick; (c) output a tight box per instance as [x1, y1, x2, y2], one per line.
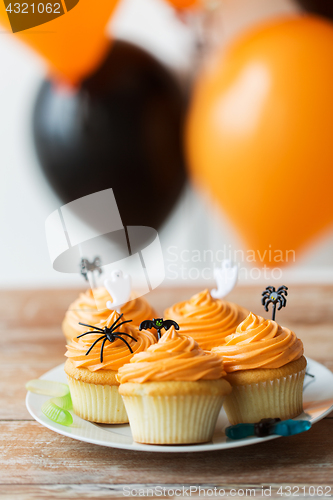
[211, 260, 238, 299]
[225, 418, 311, 440]
[104, 270, 132, 313]
[139, 318, 180, 340]
[80, 257, 102, 289]
[77, 313, 137, 362]
[262, 286, 288, 321]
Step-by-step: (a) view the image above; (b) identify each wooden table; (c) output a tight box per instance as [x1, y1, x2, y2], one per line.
[1, 286, 333, 499]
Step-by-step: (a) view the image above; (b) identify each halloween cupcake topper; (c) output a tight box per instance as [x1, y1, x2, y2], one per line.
[262, 286, 288, 321]
[80, 257, 102, 289]
[77, 314, 137, 363]
[104, 270, 132, 313]
[139, 318, 180, 340]
[211, 259, 238, 299]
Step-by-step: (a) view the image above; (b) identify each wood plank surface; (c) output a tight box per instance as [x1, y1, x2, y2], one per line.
[1, 486, 333, 500]
[1, 287, 333, 499]
[1, 420, 333, 485]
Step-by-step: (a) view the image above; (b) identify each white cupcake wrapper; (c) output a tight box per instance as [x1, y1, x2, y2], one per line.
[67, 377, 128, 424]
[224, 369, 306, 425]
[122, 394, 225, 444]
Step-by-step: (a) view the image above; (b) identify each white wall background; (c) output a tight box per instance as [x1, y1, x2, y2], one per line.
[1, 0, 333, 289]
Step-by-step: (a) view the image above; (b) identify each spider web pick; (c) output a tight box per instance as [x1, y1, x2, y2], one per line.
[80, 256, 102, 289]
[261, 285, 288, 321]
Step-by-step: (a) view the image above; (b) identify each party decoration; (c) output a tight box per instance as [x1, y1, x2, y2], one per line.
[34, 40, 187, 230]
[261, 286, 288, 321]
[42, 400, 73, 427]
[211, 260, 238, 299]
[164, 0, 219, 9]
[0, 0, 119, 84]
[225, 418, 311, 440]
[165, 0, 197, 8]
[139, 318, 179, 340]
[187, 16, 333, 265]
[105, 270, 132, 312]
[77, 314, 136, 362]
[80, 257, 102, 288]
[297, 0, 333, 20]
[26, 379, 70, 397]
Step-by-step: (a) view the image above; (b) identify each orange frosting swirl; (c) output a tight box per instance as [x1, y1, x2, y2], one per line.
[63, 287, 156, 336]
[65, 310, 157, 372]
[164, 289, 248, 350]
[211, 312, 304, 372]
[117, 326, 226, 383]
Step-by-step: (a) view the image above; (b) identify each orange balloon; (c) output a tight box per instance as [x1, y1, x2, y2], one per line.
[0, 0, 119, 85]
[187, 16, 333, 266]
[165, 0, 197, 8]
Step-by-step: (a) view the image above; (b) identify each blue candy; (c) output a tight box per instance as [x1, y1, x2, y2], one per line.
[226, 418, 311, 440]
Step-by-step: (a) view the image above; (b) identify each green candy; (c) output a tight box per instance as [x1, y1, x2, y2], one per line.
[51, 392, 73, 410]
[26, 379, 70, 397]
[27, 379, 73, 427]
[41, 400, 73, 427]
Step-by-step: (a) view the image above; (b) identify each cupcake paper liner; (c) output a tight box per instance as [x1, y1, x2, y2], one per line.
[67, 376, 128, 424]
[224, 368, 306, 425]
[122, 394, 225, 444]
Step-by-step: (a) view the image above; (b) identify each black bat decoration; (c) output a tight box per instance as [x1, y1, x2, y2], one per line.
[139, 318, 180, 340]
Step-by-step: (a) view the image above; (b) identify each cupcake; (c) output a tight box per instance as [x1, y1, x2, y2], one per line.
[211, 312, 306, 424]
[64, 310, 156, 423]
[118, 326, 232, 444]
[62, 287, 156, 344]
[164, 289, 248, 350]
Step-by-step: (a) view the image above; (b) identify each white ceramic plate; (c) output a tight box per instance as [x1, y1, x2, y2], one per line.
[26, 358, 333, 453]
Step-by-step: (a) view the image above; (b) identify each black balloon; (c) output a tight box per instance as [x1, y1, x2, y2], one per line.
[33, 40, 187, 229]
[297, 0, 333, 19]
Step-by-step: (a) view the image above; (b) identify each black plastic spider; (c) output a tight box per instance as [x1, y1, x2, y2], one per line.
[77, 313, 137, 362]
[261, 286, 288, 321]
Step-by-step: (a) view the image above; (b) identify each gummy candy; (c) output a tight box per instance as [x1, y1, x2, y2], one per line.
[274, 420, 311, 436]
[225, 423, 256, 440]
[51, 392, 72, 411]
[225, 418, 311, 440]
[41, 400, 73, 427]
[26, 379, 69, 398]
